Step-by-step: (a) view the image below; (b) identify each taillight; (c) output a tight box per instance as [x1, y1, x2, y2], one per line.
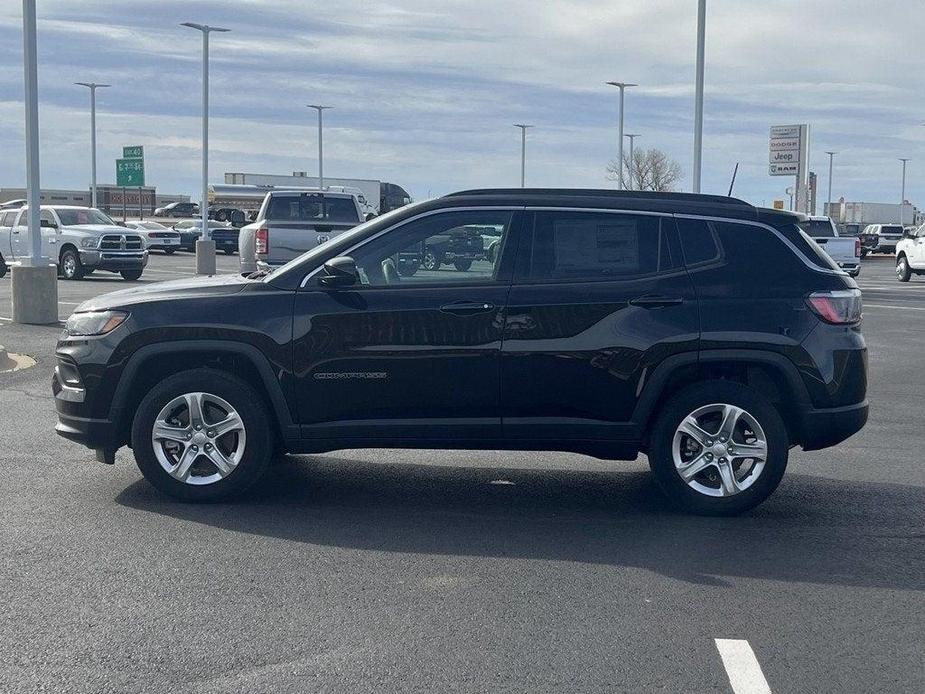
[806, 289, 862, 325]
[854, 237, 861, 258]
[255, 227, 268, 255]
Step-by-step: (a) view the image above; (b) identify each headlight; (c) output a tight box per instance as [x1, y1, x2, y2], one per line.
[80, 238, 98, 248]
[64, 310, 129, 336]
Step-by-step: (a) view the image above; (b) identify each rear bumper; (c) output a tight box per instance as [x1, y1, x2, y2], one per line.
[797, 400, 869, 451]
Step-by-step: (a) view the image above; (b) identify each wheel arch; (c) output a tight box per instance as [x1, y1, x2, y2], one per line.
[109, 340, 297, 449]
[633, 349, 812, 448]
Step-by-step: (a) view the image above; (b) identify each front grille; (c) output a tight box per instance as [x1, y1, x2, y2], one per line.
[99, 234, 144, 251]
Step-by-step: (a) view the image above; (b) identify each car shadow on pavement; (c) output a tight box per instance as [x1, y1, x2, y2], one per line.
[115, 455, 925, 591]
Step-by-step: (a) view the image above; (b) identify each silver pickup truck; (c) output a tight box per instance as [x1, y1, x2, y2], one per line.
[0, 205, 147, 280]
[798, 216, 860, 277]
[238, 190, 363, 275]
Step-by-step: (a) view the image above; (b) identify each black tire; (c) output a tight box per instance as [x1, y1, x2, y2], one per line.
[860, 249, 868, 258]
[396, 259, 420, 277]
[223, 248, 235, 256]
[647, 380, 789, 516]
[131, 369, 273, 502]
[453, 259, 473, 272]
[164, 248, 176, 255]
[422, 250, 442, 271]
[120, 269, 143, 281]
[896, 255, 912, 282]
[0, 254, 7, 279]
[59, 247, 84, 280]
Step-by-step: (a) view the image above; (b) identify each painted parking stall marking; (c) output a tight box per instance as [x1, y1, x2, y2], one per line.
[715, 639, 773, 694]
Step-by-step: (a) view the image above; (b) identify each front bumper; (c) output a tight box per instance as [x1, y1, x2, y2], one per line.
[797, 400, 869, 451]
[53, 366, 117, 450]
[79, 249, 148, 272]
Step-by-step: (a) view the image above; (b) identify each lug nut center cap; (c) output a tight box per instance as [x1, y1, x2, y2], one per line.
[192, 431, 209, 446]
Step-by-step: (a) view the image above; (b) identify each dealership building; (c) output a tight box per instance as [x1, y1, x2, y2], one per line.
[0, 186, 190, 217]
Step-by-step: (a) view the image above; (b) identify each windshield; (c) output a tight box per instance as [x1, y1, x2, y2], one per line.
[798, 219, 836, 237]
[266, 194, 360, 223]
[268, 203, 423, 284]
[54, 208, 115, 226]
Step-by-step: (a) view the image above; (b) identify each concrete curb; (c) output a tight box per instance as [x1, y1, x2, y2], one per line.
[0, 345, 36, 373]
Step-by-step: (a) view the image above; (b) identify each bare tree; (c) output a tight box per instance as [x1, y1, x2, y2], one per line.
[607, 148, 683, 192]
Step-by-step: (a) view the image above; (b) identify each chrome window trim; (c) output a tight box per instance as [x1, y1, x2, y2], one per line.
[524, 206, 668, 218]
[674, 213, 847, 276]
[297, 205, 523, 288]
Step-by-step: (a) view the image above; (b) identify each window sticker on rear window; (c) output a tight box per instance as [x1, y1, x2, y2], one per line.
[553, 219, 640, 274]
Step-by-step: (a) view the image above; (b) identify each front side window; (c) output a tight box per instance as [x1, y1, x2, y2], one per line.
[1, 211, 16, 226]
[349, 210, 514, 287]
[524, 211, 667, 281]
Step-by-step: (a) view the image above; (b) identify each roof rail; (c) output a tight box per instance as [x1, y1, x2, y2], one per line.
[445, 188, 753, 207]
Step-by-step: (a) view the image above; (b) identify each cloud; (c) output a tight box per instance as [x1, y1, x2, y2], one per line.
[0, 0, 922, 207]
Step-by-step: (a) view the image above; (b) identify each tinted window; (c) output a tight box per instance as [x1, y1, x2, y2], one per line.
[350, 210, 513, 287]
[525, 211, 665, 281]
[798, 219, 836, 237]
[880, 225, 903, 235]
[267, 194, 359, 223]
[677, 218, 721, 265]
[773, 222, 841, 271]
[714, 222, 820, 281]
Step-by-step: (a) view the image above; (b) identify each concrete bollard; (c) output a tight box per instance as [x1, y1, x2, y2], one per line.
[195, 239, 217, 276]
[11, 264, 59, 325]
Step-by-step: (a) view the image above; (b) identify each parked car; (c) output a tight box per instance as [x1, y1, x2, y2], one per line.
[210, 225, 240, 255]
[238, 190, 363, 275]
[894, 223, 925, 281]
[124, 220, 181, 254]
[0, 205, 147, 280]
[54, 189, 867, 514]
[861, 223, 904, 254]
[172, 219, 232, 252]
[154, 201, 200, 218]
[797, 216, 860, 277]
[395, 224, 488, 276]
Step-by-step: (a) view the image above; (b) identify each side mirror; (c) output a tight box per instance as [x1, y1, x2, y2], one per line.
[320, 256, 358, 287]
[40, 219, 57, 229]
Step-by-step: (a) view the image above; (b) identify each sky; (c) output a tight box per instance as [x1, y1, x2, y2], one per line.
[0, 0, 923, 208]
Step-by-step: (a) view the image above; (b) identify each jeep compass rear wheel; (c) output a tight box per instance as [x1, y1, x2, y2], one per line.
[648, 381, 788, 515]
[131, 369, 273, 501]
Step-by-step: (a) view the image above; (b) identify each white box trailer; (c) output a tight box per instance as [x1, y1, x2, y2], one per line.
[826, 201, 917, 231]
[224, 172, 412, 216]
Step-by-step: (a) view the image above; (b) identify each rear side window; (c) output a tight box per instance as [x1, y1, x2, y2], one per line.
[524, 211, 669, 281]
[773, 222, 841, 272]
[677, 218, 721, 265]
[713, 221, 830, 282]
[267, 194, 359, 223]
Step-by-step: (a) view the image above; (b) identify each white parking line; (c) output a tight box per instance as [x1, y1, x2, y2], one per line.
[715, 639, 772, 694]
[865, 303, 925, 311]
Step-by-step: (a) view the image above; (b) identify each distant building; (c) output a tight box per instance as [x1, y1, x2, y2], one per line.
[0, 186, 191, 217]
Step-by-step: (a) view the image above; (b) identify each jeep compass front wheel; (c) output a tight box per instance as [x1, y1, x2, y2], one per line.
[648, 381, 788, 515]
[131, 369, 273, 501]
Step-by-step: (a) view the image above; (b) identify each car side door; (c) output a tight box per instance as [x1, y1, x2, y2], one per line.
[291, 207, 523, 443]
[912, 225, 925, 268]
[40, 209, 60, 259]
[501, 209, 698, 446]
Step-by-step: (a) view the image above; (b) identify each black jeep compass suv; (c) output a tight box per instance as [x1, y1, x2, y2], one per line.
[54, 190, 868, 514]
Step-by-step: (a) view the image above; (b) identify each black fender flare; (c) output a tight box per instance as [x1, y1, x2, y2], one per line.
[631, 348, 811, 429]
[109, 340, 297, 443]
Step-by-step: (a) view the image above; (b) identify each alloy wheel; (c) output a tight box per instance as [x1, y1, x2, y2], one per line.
[671, 403, 768, 498]
[151, 392, 246, 486]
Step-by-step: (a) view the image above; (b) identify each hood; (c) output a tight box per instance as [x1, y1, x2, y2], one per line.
[68, 224, 144, 236]
[75, 274, 252, 312]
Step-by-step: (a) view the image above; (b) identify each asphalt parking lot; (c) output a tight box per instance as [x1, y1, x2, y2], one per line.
[1, 251, 923, 693]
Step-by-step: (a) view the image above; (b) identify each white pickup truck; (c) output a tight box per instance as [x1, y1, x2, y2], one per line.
[798, 216, 860, 277]
[0, 205, 148, 280]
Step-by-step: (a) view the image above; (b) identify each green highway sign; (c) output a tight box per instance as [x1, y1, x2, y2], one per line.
[116, 158, 145, 187]
[123, 145, 144, 159]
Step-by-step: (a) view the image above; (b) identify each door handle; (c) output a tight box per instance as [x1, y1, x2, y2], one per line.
[629, 295, 683, 309]
[11, 229, 20, 234]
[440, 301, 495, 315]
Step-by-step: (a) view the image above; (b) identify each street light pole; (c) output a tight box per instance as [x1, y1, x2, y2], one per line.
[11, 0, 58, 324]
[75, 82, 110, 209]
[181, 22, 229, 276]
[513, 124, 533, 187]
[307, 105, 332, 189]
[693, 0, 707, 193]
[624, 134, 641, 190]
[824, 151, 836, 217]
[900, 158, 911, 228]
[606, 82, 636, 190]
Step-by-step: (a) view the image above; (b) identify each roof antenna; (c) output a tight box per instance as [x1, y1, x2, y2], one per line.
[727, 162, 739, 197]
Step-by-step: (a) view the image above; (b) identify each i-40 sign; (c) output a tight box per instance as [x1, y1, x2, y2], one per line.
[116, 158, 145, 187]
